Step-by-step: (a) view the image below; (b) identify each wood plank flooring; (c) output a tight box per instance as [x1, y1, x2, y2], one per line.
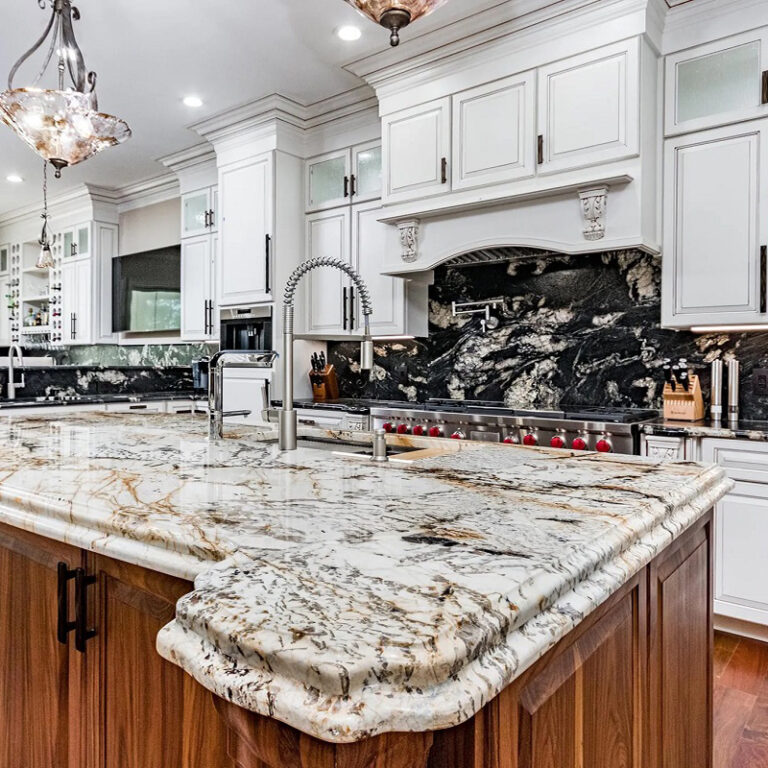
[715, 631, 768, 767]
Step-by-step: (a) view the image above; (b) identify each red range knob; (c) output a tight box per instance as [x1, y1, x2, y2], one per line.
[503, 436, 518, 445]
[595, 439, 613, 453]
[572, 437, 588, 451]
[427, 426, 444, 438]
[523, 433, 538, 447]
[382, 422, 395, 433]
[550, 435, 565, 449]
[396, 424, 411, 435]
[412, 425, 426, 436]
[450, 430, 465, 440]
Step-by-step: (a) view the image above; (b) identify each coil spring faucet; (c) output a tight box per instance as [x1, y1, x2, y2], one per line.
[279, 258, 374, 451]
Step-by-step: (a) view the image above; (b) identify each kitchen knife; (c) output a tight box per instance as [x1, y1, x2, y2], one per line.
[319, 351, 326, 370]
[663, 360, 675, 391]
[677, 359, 690, 391]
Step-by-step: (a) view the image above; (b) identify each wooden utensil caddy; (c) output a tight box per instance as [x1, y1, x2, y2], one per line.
[663, 374, 705, 421]
[310, 366, 339, 402]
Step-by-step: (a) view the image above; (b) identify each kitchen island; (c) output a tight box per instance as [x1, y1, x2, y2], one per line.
[0, 412, 731, 768]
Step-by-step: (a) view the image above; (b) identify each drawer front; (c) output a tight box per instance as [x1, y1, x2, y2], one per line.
[702, 439, 768, 485]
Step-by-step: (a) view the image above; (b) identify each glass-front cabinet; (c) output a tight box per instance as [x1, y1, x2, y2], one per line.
[666, 28, 768, 136]
[352, 141, 383, 203]
[181, 186, 218, 238]
[62, 224, 90, 260]
[306, 142, 382, 212]
[0, 244, 8, 274]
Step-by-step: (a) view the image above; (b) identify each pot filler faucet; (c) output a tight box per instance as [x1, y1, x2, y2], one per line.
[279, 257, 374, 451]
[6, 344, 25, 400]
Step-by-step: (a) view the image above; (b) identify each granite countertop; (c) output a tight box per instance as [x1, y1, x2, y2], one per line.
[643, 418, 768, 442]
[0, 412, 731, 743]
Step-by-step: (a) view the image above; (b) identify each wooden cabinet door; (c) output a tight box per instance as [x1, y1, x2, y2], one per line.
[352, 201, 405, 336]
[0, 523, 82, 768]
[219, 153, 273, 307]
[382, 98, 451, 203]
[537, 39, 639, 174]
[452, 71, 536, 191]
[649, 515, 713, 768]
[662, 123, 768, 328]
[88, 554, 233, 768]
[304, 208, 352, 336]
[181, 235, 213, 342]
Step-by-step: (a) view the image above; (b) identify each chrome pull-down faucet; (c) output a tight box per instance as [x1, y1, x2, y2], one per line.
[6, 344, 25, 400]
[279, 258, 374, 451]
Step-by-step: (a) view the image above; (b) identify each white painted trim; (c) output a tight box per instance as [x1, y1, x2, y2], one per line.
[114, 175, 180, 214]
[715, 613, 768, 643]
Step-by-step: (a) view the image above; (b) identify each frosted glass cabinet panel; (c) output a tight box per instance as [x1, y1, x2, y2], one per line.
[307, 151, 351, 212]
[352, 143, 382, 203]
[666, 29, 768, 135]
[0, 245, 8, 274]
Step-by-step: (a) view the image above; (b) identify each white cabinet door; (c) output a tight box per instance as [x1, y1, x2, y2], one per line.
[304, 209, 352, 335]
[61, 259, 92, 345]
[0, 276, 9, 345]
[352, 201, 405, 336]
[181, 236, 213, 341]
[60, 260, 77, 345]
[538, 39, 639, 174]
[382, 97, 451, 203]
[351, 141, 382, 203]
[306, 149, 351, 212]
[716, 491, 768, 626]
[219, 154, 273, 307]
[182, 188, 213, 238]
[452, 72, 536, 191]
[105, 402, 167, 414]
[663, 123, 768, 328]
[666, 29, 768, 136]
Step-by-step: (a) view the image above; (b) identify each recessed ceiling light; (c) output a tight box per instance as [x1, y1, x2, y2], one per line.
[6, 174, 23, 183]
[337, 25, 362, 41]
[183, 95, 203, 108]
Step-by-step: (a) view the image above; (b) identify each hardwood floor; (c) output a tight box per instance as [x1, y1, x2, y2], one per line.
[715, 631, 768, 767]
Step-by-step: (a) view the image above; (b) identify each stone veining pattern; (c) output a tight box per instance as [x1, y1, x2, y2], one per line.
[0, 412, 730, 742]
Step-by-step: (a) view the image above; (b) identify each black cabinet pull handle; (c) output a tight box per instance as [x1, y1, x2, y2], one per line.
[441, 157, 448, 184]
[761, 245, 767, 314]
[57, 562, 77, 645]
[350, 174, 357, 197]
[343, 287, 348, 331]
[538, 135, 544, 165]
[343, 175, 350, 198]
[204, 210, 210, 228]
[209, 209, 215, 228]
[349, 286, 356, 330]
[762, 71, 768, 105]
[265, 234, 272, 293]
[74, 568, 97, 653]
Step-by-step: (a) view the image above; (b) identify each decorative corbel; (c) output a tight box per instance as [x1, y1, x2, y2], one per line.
[397, 219, 420, 263]
[578, 187, 608, 241]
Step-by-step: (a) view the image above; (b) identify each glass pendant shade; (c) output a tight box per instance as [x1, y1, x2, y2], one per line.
[345, 0, 448, 45]
[0, 88, 131, 176]
[36, 242, 54, 270]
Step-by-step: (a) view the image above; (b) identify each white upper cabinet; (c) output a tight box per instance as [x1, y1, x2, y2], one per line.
[451, 72, 536, 191]
[662, 122, 768, 328]
[0, 275, 9, 346]
[382, 97, 451, 203]
[61, 258, 92, 345]
[306, 142, 382, 212]
[181, 235, 216, 341]
[0, 244, 9, 274]
[62, 223, 91, 260]
[218, 153, 273, 307]
[352, 141, 383, 203]
[304, 208, 352, 335]
[537, 39, 640, 174]
[182, 186, 217, 237]
[307, 150, 351, 212]
[666, 29, 768, 136]
[352, 201, 404, 336]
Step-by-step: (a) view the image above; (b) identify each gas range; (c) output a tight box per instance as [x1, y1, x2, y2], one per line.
[370, 399, 658, 455]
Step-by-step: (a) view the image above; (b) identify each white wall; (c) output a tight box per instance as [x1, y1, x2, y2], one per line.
[118, 198, 180, 255]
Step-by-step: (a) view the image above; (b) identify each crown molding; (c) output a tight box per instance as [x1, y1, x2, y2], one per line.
[158, 142, 217, 173]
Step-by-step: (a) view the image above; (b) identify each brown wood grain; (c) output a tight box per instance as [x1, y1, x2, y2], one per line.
[719, 637, 768, 697]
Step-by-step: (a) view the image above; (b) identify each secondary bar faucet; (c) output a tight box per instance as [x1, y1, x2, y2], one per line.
[6, 344, 25, 400]
[207, 350, 278, 440]
[279, 258, 374, 451]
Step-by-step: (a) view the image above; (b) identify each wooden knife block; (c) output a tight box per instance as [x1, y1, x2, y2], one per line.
[310, 366, 339, 403]
[663, 374, 705, 422]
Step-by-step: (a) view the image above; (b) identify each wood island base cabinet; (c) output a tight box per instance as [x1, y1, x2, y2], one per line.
[0, 513, 713, 768]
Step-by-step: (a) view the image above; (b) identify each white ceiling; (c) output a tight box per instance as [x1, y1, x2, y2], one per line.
[0, 0, 491, 214]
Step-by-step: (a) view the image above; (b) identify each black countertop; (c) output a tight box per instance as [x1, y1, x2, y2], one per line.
[0, 391, 204, 410]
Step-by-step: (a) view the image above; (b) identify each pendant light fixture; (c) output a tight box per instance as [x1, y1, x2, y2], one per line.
[344, 0, 448, 46]
[36, 161, 55, 270]
[0, 0, 131, 179]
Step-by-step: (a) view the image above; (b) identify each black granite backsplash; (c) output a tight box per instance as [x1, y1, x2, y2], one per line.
[0, 365, 194, 401]
[329, 250, 768, 421]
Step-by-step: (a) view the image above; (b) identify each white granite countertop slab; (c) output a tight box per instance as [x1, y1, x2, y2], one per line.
[0, 412, 731, 743]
